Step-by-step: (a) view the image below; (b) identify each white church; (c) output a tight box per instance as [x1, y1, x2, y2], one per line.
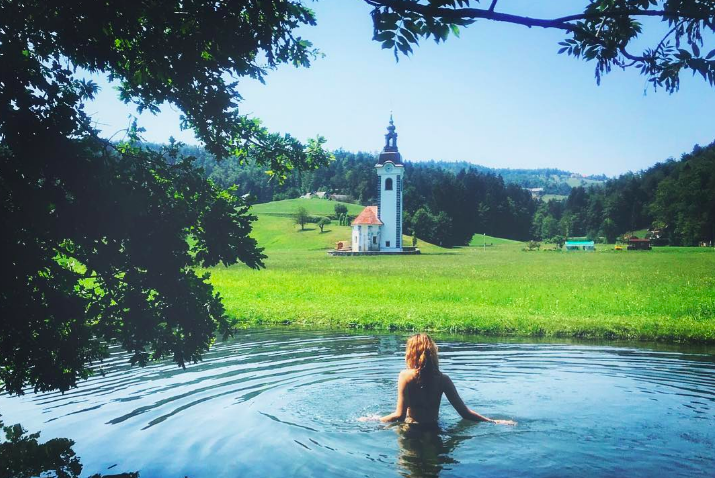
[350, 116, 412, 254]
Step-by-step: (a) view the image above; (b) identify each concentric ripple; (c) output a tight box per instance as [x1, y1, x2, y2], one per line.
[1, 330, 714, 478]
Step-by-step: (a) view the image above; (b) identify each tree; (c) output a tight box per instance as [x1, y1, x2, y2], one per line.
[364, 0, 715, 92]
[551, 235, 566, 250]
[526, 240, 541, 251]
[0, 418, 82, 478]
[1, 1, 332, 395]
[334, 203, 348, 216]
[412, 207, 437, 243]
[294, 207, 310, 231]
[601, 218, 619, 244]
[317, 217, 331, 233]
[541, 216, 560, 241]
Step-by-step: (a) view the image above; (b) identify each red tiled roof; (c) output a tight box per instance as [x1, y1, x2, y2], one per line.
[352, 206, 383, 226]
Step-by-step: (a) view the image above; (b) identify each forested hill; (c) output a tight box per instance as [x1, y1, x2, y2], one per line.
[160, 145, 537, 246]
[152, 140, 715, 247]
[172, 143, 605, 199]
[422, 161, 607, 195]
[531, 141, 715, 246]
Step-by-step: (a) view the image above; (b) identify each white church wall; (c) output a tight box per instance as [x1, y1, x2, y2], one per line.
[376, 165, 403, 251]
[352, 226, 360, 252]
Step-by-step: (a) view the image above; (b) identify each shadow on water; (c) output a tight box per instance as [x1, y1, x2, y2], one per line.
[393, 422, 475, 478]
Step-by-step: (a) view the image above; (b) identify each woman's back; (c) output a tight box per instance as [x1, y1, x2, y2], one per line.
[404, 369, 444, 425]
[375, 334, 516, 426]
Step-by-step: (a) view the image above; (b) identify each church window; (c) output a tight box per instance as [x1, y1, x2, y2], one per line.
[386, 241, 391, 247]
[385, 178, 393, 190]
[372, 236, 377, 245]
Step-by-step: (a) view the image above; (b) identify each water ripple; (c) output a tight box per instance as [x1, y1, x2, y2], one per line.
[1, 329, 713, 478]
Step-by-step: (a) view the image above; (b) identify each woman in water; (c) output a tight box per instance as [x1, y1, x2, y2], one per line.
[375, 333, 515, 426]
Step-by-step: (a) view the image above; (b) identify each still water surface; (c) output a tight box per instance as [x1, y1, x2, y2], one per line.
[1, 329, 714, 477]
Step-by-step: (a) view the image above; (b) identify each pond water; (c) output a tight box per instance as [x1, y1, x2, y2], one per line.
[1, 329, 714, 477]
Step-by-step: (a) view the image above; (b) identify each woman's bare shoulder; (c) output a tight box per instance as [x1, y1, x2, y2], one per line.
[399, 369, 418, 381]
[439, 372, 455, 388]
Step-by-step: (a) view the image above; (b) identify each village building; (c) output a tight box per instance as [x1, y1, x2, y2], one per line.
[330, 193, 352, 202]
[627, 238, 651, 250]
[300, 191, 329, 200]
[565, 240, 595, 251]
[527, 187, 544, 199]
[348, 116, 410, 254]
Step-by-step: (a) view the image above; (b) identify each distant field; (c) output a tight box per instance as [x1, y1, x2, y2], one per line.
[565, 177, 605, 188]
[541, 194, 568, 202]
[206, 199, 715, 343]
[253, 198, 364, 217]
[468, 233, 519, 247]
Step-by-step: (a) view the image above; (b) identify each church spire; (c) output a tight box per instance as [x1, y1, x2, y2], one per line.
[384, 114, 398, 150]
[378, 114, 403, 165]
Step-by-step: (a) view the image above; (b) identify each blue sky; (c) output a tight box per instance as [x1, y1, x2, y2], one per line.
[86, 1, 715, 176]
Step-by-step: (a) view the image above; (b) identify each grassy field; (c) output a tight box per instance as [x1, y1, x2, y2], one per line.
[206, 199, 715, 343]
[541, 194, 568, 202]
[468, 233, 520, 247]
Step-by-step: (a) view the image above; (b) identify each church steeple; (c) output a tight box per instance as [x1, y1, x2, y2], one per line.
[385, 114, 398, 149]
[377, 114, 403, 165]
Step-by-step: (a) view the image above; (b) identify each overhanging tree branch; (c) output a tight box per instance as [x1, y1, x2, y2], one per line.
[364, 0, 715, 93]
[364, 0, 712, 31]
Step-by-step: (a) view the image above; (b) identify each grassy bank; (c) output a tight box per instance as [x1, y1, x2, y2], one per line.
[206, 199, 715, 343]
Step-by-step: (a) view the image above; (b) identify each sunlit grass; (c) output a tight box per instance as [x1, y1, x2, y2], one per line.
[206, 199, 715, 343]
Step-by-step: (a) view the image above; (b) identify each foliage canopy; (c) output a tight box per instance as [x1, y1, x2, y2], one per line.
[2, 0, 714, 397]
[364, 0, 715, 92]
[0, 0, 332, 395]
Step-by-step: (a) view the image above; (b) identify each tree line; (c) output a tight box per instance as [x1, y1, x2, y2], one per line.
[531, 141, 715, 246]
[180, 139, 715, 248]
[171, 146, 537, 246]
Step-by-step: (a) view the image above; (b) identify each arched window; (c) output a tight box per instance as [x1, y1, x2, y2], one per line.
[385, 178, 393, 191]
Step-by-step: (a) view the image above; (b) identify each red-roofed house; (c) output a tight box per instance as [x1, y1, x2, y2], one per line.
[351, 206, 383, 252]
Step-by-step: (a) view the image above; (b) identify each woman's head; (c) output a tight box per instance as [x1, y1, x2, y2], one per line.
[405, 333, 439, 373]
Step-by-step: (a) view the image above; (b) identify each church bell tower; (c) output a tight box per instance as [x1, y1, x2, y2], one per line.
[376, 115, 404, 251]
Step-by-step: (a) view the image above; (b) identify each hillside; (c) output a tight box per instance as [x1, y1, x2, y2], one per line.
[249, 198, 445, 252]
[174, 142, 606, 201]
[424, 160, 607, 195]
[171, 139, 714, 246]
[532, 141, 715, 245]
[468, 233, 521, 247]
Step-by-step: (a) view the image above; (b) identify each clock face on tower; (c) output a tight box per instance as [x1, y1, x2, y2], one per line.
[385, 163, 393, 172]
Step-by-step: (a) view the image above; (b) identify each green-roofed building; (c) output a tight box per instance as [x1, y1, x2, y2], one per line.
[565, 240, 595, 251]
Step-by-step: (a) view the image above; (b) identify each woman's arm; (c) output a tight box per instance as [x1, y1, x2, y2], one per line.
[380, 370, 410, 422]
[443, 374, 515, 425]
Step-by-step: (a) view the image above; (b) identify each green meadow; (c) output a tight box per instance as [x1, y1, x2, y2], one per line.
[207, 199, 715, 343]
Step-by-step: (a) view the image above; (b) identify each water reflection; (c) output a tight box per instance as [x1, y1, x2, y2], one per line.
[394, 422, 474, 478]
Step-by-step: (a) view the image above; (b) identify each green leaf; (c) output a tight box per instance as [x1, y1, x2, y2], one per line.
[706, 49, 715, 59]
[374, 31, 395, 42]
[400, 28, 416, 44]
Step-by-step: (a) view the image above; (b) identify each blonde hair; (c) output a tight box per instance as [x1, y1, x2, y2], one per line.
[405, 333, 439, 382]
